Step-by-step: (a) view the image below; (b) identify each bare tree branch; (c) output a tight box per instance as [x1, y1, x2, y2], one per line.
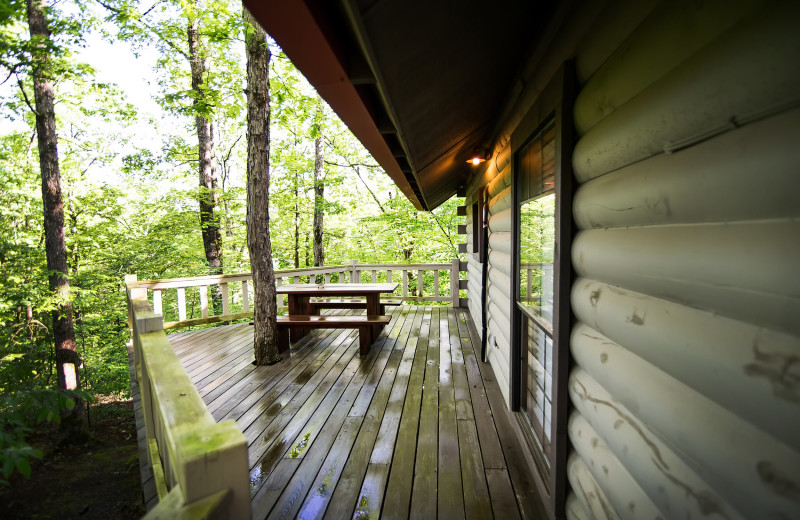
[17, 76, 38, 115]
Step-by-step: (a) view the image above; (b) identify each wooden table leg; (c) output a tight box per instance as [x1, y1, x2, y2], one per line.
[365, 294, 382, 342]
[288, 294, 309, 341]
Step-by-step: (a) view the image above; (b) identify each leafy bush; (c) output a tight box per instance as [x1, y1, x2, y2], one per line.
[0, 387, 93, 485]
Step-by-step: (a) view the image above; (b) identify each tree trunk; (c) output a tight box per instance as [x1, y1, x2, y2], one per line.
[294, 171, 300, 269]
[188, 1, 223, 314]
[26, 0, 86, 436]
[243, 7, 279, 365]
[304, 233, 310, 268]
[312, 133, 324, 269]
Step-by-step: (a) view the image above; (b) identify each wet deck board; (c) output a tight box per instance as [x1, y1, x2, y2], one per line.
[159, 306, 542, 519]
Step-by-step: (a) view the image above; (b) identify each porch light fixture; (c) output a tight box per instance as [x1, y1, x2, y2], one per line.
[467, 147, 490, 165]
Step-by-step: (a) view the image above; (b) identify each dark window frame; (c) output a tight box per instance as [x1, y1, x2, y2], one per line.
[510, 62, 575, 520]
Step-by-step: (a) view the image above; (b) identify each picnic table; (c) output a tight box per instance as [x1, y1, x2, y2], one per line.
[276, 282, 399, 354]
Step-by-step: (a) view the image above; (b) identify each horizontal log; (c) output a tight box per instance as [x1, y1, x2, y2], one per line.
[487, 162, 511, 200]
[575, 0, 659, 84]
[486, 346, 511, 406]
[488, 208, 511, 233]
[571, 333, 800, 519]
[567, 454, 619, 520]
[488, 250, 511, 278]
[488, 265, 510, 292]
[494, 143, 511, 174]
[573, 3, 800, 181]
[488, 231, 511, 255]
[569, 368, 745, 520]
[488, 284, 510, 320]
[566, 492, 592, 520]
[572, 279, 800, 447]
[488, 301, 511, 346]
[574, 0, 759, 135]
[572, 221, 800, 335]
[568, 412, 662, 520]
[574, 107, 800, 229]
[488, 186, 512, 215]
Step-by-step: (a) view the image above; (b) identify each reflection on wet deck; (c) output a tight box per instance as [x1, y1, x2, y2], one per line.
[167, 306, 542, 519]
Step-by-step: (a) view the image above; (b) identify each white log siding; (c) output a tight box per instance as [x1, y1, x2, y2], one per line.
[462, 0, 800, 518]
[565, 0, 800, 518]
[465, 190, 484, 324]
[478, 156, 514, 405]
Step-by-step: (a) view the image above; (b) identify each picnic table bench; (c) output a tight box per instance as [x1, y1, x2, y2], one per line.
[275, 283, 399, 354]
[308, 298, 402, 315]
[276, 314, 391, 355]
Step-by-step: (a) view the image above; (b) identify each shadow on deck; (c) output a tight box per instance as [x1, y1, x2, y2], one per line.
[157, 306, 542, 519]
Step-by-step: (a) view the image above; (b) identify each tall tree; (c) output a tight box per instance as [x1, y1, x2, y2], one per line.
[312, 98, 324, 269]
[243, 7, 279, 365]
[25, 0, 86, 436]
[100, 0, 240, 311]
[186, 0, 223, 312]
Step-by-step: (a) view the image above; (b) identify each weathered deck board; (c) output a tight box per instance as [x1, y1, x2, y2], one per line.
[152, 306, 544, 519]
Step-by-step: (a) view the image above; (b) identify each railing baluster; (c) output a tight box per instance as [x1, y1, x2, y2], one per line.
[137, 261, 463, 329]
[199, 285, 209, 318]
[153, 290, 163, 315]
[221, 283, 230, 315]
[177, 288, 186, 321]
[451, 257, 460, 307]
[526, 268, 533, 300]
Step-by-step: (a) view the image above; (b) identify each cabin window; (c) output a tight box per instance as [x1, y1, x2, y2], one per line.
[510, 63, 574, 517]
[517, 121, 557, 468]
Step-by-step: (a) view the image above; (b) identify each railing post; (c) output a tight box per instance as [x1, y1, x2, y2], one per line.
[125, 274, 138, 340]
[350, 259, 359, 283]
[451, 257, 460, 307]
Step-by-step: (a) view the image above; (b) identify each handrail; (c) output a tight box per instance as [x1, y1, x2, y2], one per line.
[128, 259, 468, 330]
[126, 276, 250, 519]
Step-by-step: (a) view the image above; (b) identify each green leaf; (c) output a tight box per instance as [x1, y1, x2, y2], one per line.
[16, 456, 30, 478]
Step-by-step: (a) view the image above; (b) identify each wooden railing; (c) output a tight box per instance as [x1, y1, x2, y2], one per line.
[126, 276, 250, 519]
[128, 259, 468, 330]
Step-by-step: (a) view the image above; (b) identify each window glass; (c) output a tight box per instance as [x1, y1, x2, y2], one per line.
[519, 122, 556, 324]
[517, 120, 556, 464]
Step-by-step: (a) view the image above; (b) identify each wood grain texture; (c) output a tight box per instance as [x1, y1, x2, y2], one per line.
[157, 306, 544, 519]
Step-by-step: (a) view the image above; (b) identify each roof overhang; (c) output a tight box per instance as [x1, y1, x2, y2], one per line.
[245, 0, 551, 210]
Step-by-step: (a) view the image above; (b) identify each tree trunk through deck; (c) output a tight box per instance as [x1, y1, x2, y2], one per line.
[244, 7, 279, 365]
[26, 0, 86, 435]
[188, 1, 223, 314]
[312, 99, 324, 278]
[294, 171, 300, 269]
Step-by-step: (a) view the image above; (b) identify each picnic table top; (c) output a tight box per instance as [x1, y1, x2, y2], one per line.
[276, 282, 398, 296]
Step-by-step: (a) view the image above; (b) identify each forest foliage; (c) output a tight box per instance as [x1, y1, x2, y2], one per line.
[0, 0, 462, 420]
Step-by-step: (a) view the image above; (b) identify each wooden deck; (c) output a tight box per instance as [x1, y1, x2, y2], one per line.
[154, 306, 543, 519]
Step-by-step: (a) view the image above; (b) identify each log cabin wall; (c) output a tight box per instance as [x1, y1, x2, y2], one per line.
[465, 0, 800, 518]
